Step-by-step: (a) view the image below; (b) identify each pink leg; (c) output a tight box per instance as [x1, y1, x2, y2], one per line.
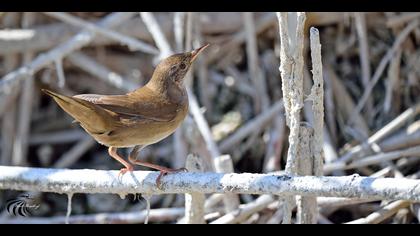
[108, 147, 134, 179]
[128, 145, 187, 187]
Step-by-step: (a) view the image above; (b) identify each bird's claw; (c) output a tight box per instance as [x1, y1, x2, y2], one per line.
[117, 166, 133, 181]
[177, 167, 188, 173]
[156, 168, 189, 189]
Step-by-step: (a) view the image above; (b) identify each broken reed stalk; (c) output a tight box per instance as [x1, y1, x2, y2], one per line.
[295, 27, 325, 224]
[184, 154, 205, 224]
[298, 30, 325, 221]
[277, 12, 294, 223]
[309, 27, 324, 177]
[296, 125, 317, 224]
[277, 13, 325, 224]
[213, 155, 241, 213]
[277, 12, 306, 224]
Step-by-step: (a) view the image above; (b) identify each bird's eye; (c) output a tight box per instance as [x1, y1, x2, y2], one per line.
[179, 63, 187, 70]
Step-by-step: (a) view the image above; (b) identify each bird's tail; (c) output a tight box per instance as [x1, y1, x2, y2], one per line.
[42, 89, 113, 134]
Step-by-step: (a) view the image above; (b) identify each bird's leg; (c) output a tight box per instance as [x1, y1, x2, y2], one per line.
[128, 145, 187, 187]
[108, 146, 134, 179]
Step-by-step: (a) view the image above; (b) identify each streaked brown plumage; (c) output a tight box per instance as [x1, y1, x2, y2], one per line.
[42, 44, 209, 186]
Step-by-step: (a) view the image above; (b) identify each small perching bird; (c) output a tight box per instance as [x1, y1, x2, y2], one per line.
[42, 44, 209, 186]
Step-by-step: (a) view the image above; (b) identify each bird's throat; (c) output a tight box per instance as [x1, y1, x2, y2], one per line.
[146, 76, 186, 104]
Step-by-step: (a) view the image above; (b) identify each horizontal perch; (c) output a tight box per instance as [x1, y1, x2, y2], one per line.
[0, 166, 420, 202]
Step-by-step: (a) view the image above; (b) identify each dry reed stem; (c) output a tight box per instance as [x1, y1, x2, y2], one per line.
[349, 19, 419, 125]
[386, 12, 420, 28]
[67, 52, 137, 91]
[210, 195, 275, 224]
[354, 12, 373, 123]
[345, 200, 411, 224]
[277, 11, 306, 224]
[44, 12, 159, 54]
[0, 13, 137, 101]
[296, 126, 317, 224]
[309, 27, 324, 177]
[184, 154, 206, 224]
[139, 12, 173, 57]
[13, 12, 36, 167]
[331, 103, 420, 171]
[325, 66, 369, 137]
[219, 100, 283, 154]
[244, 12, 270, 113]
[384, 49, 402, 113]
[324, 146, 420, 172]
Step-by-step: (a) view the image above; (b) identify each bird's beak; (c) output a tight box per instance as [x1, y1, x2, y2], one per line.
[190, 43, 210, 63]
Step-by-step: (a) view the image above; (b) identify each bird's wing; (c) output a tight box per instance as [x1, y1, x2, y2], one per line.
[74, 91, 177, 123]
[42, 89, 117, 135]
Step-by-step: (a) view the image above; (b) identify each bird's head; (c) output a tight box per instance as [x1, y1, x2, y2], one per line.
[148, 44, 209, 92]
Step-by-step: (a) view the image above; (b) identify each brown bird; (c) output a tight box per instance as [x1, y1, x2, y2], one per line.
[42, 44, 209, 186]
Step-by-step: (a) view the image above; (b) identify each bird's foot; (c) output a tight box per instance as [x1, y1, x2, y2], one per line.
[118, 165, 134, 181]
[156, 167, 188, 189]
